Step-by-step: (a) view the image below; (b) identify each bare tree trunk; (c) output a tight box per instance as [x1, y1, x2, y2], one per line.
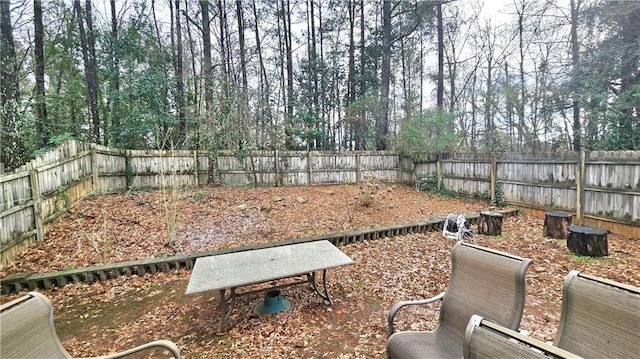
[277, 0, 286, 148]
[357, 0, 366, 149]
[167, 0, 175, 146]
[377, 0, 391, 150]
[282, 0, 295, 149]
[436, 2, 444, 110]
[318, 3, 331, 148]
[201, 1, 213, 116]
[400, 38, 410, 121]
[420, 30, 425, 114]
[471, 71, 477, 150]
[570, 0, 581, 151]
[151, 0, 162, 44]
[286, 0, 294, 147]
[74, 0, 101, 144]
[359, 0, 365, 97]
[218, 0, 228, 89]
[486, 56, 494, 150]
[184, 0, 199, 118]
[175, 0, 186, 147]
[222, 0, 234, 97]
[109, 0, 120, 145]
[85, 0, 102, 143]
[34, 0, 48, 148]
[505, 60, 514, 150]
[251, 0, 269, 147]
[309, 0, 319, 147]
[447, 47, 456, 114]
[347, 0, 356, 148]
[222, 1, 232, 90]
[517, 3, 527, 150]
[236, 1, 248, 99]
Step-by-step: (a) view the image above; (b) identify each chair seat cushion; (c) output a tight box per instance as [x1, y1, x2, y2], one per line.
[387, 329, 461, 359]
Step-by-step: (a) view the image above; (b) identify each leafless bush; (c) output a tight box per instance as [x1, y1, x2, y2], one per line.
[357, 174, 380, 207]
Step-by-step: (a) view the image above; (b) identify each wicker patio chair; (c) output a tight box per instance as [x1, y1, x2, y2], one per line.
[464, 315, 583, 359]
[554, 270, 640, 359]
[0, 291, 180, 359]
[386, 242, 532, 359]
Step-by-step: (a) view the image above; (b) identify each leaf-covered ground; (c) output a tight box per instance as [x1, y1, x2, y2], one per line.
[1, 184, 639, 358]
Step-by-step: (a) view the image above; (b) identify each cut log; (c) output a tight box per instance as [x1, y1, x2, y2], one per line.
[478, 211, 503, 236]
[544, 212, 572, 239]
[567, 226, 608, 257]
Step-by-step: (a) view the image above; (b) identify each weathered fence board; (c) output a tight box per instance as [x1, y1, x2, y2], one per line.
[398, 157, 415, 184]
[95, 152, 128, 193]
[582, 152, 640, 225]
[501, 182, 577, 211]
[585, 163, 640, 190]
[583, 190, 638, 225]
[497, 159, 578, 211]
[499, 161, 576, 185]
[443, 177, 491, 195]
[0, 173, 30, 213]
[15, 140, 91, 172]
[414, 162, 437, 183]
[217, 151, 399, 186]
[439, 160, 491, 195]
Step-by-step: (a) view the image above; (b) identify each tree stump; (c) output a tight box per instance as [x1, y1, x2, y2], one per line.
[544, 212, 572, 239]
[478, 211, 503, 235]
[567, 226, 608, 257]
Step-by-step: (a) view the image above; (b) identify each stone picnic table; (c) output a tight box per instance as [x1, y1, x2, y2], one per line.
[185, 240, 354, 332]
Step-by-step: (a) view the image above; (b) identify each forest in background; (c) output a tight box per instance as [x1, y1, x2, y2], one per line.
[1, 0, 639, 172]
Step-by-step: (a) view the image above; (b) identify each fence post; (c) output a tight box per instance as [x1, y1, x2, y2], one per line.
[576, 151, 586, 225]
[194, 150, 199, 186]
[356, 153, 361, 184]
[490, 158, 497, 203]
[274, 149, 280, 187]
[125, 150, 132, 189]
[436, 159, 442, 189]
[29, 169, 45, 242]
[308, 151, 313, 185]
[91, 148, 99, 194]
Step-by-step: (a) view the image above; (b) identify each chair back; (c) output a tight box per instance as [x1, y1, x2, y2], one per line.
[0, 291, 71, 359]
[554, 270, 640, 359]
[464, 315, 583, 359]
[438, 242, 532, 343]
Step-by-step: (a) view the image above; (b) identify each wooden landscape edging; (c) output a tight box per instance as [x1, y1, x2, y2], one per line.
[0, 209, 517, 295]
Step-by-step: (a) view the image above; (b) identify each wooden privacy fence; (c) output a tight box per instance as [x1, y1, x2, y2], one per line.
[216, 150, 403, 186]
[412, 151, 640, 237]
[219, 150, 639, 237]
[0, 140, 208, 268]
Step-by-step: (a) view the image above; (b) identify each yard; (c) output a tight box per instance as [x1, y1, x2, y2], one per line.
[1, 184, 639, 358]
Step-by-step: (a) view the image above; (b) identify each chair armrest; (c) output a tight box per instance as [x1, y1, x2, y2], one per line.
[387, 292, 445, 336]
[80, 340, 181, 359]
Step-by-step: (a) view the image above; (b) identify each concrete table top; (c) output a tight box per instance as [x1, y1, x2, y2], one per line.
[186, 240, 354, 294]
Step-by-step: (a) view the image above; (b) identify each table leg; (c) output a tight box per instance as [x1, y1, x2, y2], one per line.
[217, 288, 236, 333]
[308, 270, 333, 305]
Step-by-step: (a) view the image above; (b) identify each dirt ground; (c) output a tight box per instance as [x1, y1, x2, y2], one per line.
[1, 184, 639, 358]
